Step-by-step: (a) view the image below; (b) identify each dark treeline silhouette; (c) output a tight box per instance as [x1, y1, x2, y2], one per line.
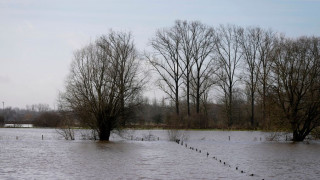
[0, 104, 65, 127]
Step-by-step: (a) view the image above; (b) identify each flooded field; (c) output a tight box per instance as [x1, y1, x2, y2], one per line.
[0, 128, 319, 179]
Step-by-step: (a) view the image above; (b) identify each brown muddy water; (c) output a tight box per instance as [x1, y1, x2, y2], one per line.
[0, 128, 319, 180]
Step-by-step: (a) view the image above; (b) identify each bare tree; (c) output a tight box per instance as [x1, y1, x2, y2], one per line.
[59, 30, 143, 141]
[271, 36, 320, 141]
[150, 20, 216, 119]
[56, 111, 75, 140]
[175, 20, 193, 116]
[97, 31, 144, 126]
[175, 20, 216, 116]
[214, 24, 243, 127]
[36, 104, 51, 112]
[26, 104, 50, 112]
[188, 21, 216, 114]
[240, 27, 262, 127]
[147, 26, 183, 115]
[257, 30, 277, 128]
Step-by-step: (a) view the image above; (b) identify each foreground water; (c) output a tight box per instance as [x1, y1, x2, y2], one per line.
[0, 129, 319, 179]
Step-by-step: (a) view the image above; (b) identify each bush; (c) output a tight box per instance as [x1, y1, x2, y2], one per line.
[167, 129, 189, 141]
[311, 127, 320, 140]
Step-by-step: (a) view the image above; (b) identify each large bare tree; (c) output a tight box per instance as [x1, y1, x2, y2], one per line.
[240, 27, 262, 127]
[147, 27, 182, 115]
[149, 20, 216, 119]
[188, 21, 216, 114]
[59, 30, 143, 141]
[97, 31, 143, 126]
[271, 36, 320, 141]
[214, 24, 243, 127]
[174, 20, 194, 116]
[257, 30, 276, 128]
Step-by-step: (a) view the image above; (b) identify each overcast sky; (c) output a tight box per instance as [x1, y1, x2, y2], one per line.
[1, 0, 319, 109]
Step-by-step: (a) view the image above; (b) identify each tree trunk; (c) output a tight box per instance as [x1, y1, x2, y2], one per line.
[291, 122, 311, 142]
[99, 127, 111, 141]
[251, 90, 255, 127]
[196, 75, 200, 114]
[98, 116, 111, 141]
[187, 69, 190, 116]
[292, 130, 307, 142]
[228, 85, 233, 127]
[119, 95, 125, 127]
[175, 83, 179, 115]
[263, 77, 267, 129]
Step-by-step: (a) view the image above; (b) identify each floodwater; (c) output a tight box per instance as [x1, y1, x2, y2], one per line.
[0, 129, 319, 180]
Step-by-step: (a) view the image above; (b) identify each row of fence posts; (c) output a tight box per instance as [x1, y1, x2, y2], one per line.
[13, 134, 163, 141]
[228, 136, 262, 141]
[175, 137, 266, 179]
[13, 134, 266, 142]
[12, 135, 44, 140]
[130, 136, 160, 141]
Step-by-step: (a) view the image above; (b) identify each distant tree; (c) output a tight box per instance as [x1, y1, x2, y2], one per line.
[34, 112, 62, 127]
[271, 36, 320, 141]
[36, 104, 50, 112]
[152, 113, 163, 124]
[0, 115, 4, 127]
[59, 30, 143, 141]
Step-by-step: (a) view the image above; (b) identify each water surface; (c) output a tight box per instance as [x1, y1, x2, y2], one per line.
[0, 129, 319, 179]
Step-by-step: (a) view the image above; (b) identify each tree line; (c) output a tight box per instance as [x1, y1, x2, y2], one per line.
[56, 20, 320, 141]
[0, 104, 62, 127]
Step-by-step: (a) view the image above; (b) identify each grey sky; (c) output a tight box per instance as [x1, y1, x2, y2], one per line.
[1, 0, 319, 109]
